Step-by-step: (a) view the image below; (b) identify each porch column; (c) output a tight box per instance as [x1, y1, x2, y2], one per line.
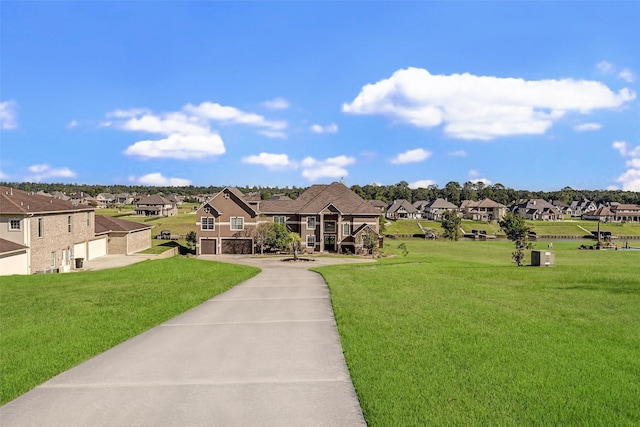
[319, 213, 324, 252]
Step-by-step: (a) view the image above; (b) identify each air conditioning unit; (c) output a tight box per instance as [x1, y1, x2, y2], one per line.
[531, 250, 555, 267]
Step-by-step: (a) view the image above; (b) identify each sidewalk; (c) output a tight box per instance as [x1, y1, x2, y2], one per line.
[0, 255, 370, 426]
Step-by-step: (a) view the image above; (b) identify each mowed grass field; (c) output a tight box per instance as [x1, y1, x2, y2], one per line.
[0, 257, 259, 405]
[315, 240, 640, 426]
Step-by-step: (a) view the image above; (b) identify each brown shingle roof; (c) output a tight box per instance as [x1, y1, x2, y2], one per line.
[95, 215, 152, 234]
[258, 182, 377, 215]
[0, 238, 28, 254]
[0, 186, 94, 214]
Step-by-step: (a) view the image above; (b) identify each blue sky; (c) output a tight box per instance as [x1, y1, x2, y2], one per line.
[1, 1, 639, 191]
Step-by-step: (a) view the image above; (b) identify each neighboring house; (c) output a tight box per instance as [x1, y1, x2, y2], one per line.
[69, 192, 95, 206]
[412, 200, 429, 218]
[386, 199, 419, 220]
[95, 193, 116, 208]
[460, 198, 507, 222]
[512, 199, 561, 221]
[196, 182, 381, 255]
[571, 199, 597, 216]
[552, 200, 573, 216]
[369, 200, 387, 214]
[584, 204, 640, 222]
[583, 206, 615, 222]
[0, 186, 107, 275]
[135, 194, 178, 217]
[94, 215, 152, 254]
[114, 193, 135, 205]
[423, 198, 459, 221]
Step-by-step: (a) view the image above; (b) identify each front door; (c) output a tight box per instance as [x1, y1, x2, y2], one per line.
[324, 235, 336, 252]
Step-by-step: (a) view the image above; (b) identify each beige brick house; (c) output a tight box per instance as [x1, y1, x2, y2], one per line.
[95, 215, 152, 255]
[196, 182, 381, 255]
[1, 186, 105, 274]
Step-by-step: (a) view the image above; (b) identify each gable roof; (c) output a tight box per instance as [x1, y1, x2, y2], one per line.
[387, 199, 417, 214]
[136, 194, 174, 206]
[94, 215, 152, 235]
[0, 186, 94, 214]
[426, 198, 458, 209]
[260, 182, 379, 216]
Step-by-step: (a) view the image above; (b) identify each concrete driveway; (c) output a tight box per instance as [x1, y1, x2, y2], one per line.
[0, 254, 373, 426]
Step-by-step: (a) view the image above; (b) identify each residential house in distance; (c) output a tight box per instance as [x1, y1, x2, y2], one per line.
[386, 199, 419, 220]
[460, 198, 507, 222]
[94, 216, 152, 254]
[584, 204, 640, 222]
[135, 194, 178, 217]
[422, 198, 459, 221]
[114, 193, 135, 205]
[412, 200, 429, 218]
[196, 182, 381, 255]
[95, 193, 116, 208]
[571, 198, 597, 217]
[368, 199, 387, 214]
[512, 199, 561, 221]
[0, 186, 107, 275]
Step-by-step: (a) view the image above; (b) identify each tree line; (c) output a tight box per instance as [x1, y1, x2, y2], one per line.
[2, 181, 638, 206]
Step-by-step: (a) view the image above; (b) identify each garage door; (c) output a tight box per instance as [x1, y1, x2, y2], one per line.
[222, 239, 253, 254]
[200, 239, 217, 255]
[88, 237, 107, 260]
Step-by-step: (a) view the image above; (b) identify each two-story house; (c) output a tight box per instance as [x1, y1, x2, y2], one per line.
[195, 182, 381, 255]
[135, 194, 178, 217]
[460, 198, 507, 222]
[1, 186, 106, 274]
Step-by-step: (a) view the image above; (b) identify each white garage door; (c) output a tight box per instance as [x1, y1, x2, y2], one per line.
[87, 237, 107, 260]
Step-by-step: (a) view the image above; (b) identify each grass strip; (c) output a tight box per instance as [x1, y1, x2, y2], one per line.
[315, 240, 640, 426]
[0, 257, 259, 404]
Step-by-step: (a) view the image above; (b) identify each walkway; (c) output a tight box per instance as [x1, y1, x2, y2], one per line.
[0, 255, 370, 426]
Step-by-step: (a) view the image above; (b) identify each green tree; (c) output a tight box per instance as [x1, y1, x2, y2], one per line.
[499, 212, 533, 266]
[185, 231, 197, 251]
[286, 232, 303, 260]
[269, 223, 290, 252]
[441, 209, 462, 241]
[362, 230, 379, 257]
[254, 222, 275, 255]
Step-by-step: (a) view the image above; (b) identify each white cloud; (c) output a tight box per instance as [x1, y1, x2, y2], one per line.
[137, 173, 192, 186]
[67, 120, 78, 129]
[390, 148, 432, 164]
[470, 178, 492, 185]
[597, 61, 615, 74]
[263, 98, 290, 110]
[409, 179, 436, 189]
[468, 169, 481, 178]
[310, 123, 339, 134]
[343, 67, 635, 140]
[242, 153, 294, 169]
[107, 101, 288, 160]
[301, 155, 356, 181]
[613, 141, 640, 191]
[574, 122, 602, 131]
[184, 102, 287, 133]
[597, 61, 636, 83]
[26, 164, 76, 182]
[448, 149, 467, 157]
[124, 133, 225, 159]
[618, 68, 636, 83]
[0, 100, 18, 130]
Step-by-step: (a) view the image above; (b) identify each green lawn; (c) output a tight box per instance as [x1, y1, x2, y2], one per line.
[0, 257, 259, 404]
[315, 240, 640, 426]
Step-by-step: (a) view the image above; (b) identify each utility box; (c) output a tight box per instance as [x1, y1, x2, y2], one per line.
[531, 250, 555, 267]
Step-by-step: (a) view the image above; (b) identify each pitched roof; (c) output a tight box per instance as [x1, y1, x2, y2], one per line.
[260, 182, 379, 216]
[0, 186, 94, 214]
[387, 199, 417, 214]
[95, 215, 152, 235]
[0, 238, 29, 255]
[426, 198, 458, 209]
[136, 194, 174, 206]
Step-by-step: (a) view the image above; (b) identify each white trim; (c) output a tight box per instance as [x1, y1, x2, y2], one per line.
[306, 234, 316, 248]
[306, 216, 316, 230]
